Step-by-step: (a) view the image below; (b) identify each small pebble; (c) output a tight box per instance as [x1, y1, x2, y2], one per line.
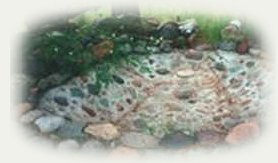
[155, 68, 170, 75]
[112, 75, 125, 84]
[176, 69, 194, 78]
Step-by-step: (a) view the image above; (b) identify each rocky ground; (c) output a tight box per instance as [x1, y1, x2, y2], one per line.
[11, 17, 271, 155]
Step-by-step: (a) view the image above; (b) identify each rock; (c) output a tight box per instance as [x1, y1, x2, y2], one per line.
[14, 102, 33, 116]
[20, 109, 44, 124]
[221, 20, 244, 41]
[112, 75, 125, 84]
[249, 48, 261, 57]
[84, 123, 120, 140]
[185, 49, 203, 60]
[218, 41, 236, 51]
[37, 73, 70, 91]
[70, 88, 84, 98]
[131, 78, 143, 88]
[82, 140, 105, 151]
[157, 22, 180, 40]
[230, 20, 242, 29]
[53, 96, 69, 106]
[225, 122, 259, 145]
[55, 121, 87, 140]
[197, 130, 224, 145]
[120, 132, 159, 148]
[110, 146, 140, 157]
[92, 40, 114, 60]
[237, 38, 249, 54]
[87, 83, 100, 95]
[179, 19, 198, 37]
[173, 89, 193, 100]
[215, 62, 226, 71]
[155, 68, 170, 75]
[223, 117, 243, 129]
[34, 116, 65, 133]
[58, 139, 80, 150]
[159, 132, 197, 148]
[176, 69, 194, 78]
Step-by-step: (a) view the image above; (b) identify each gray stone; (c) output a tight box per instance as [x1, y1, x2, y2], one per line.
[159, 132, 197, 148]
[223, 117, 243, 129]
[34, 115, 65, 133]
[112, 75, 125, 84]
[155, 68, 170, 75]
[55, 121, 87, 139]
[174, 90, 193, 100]
[120, 132, 159, 148]
[215, 63, 226, 71]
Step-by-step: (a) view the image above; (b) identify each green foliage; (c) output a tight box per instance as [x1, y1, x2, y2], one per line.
[25, 8, 256, 92]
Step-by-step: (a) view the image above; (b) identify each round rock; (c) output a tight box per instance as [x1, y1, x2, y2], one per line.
[176, 69, 194, 78]
[225, 122, 260, 145]
[34, 115, 65, 133]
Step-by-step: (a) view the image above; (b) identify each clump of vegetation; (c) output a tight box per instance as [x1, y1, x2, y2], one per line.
[24, 8, 255, 91]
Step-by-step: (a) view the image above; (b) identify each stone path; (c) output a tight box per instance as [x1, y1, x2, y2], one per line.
[18, 49, 270, 151]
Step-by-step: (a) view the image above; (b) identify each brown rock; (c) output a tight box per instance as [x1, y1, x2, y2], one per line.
[14, 102, 33, 117]
[225, 122, 259, 145]
[92, 40, 114, 60]
[131, 78, 142, 88]
[84, 123, 120, 140]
